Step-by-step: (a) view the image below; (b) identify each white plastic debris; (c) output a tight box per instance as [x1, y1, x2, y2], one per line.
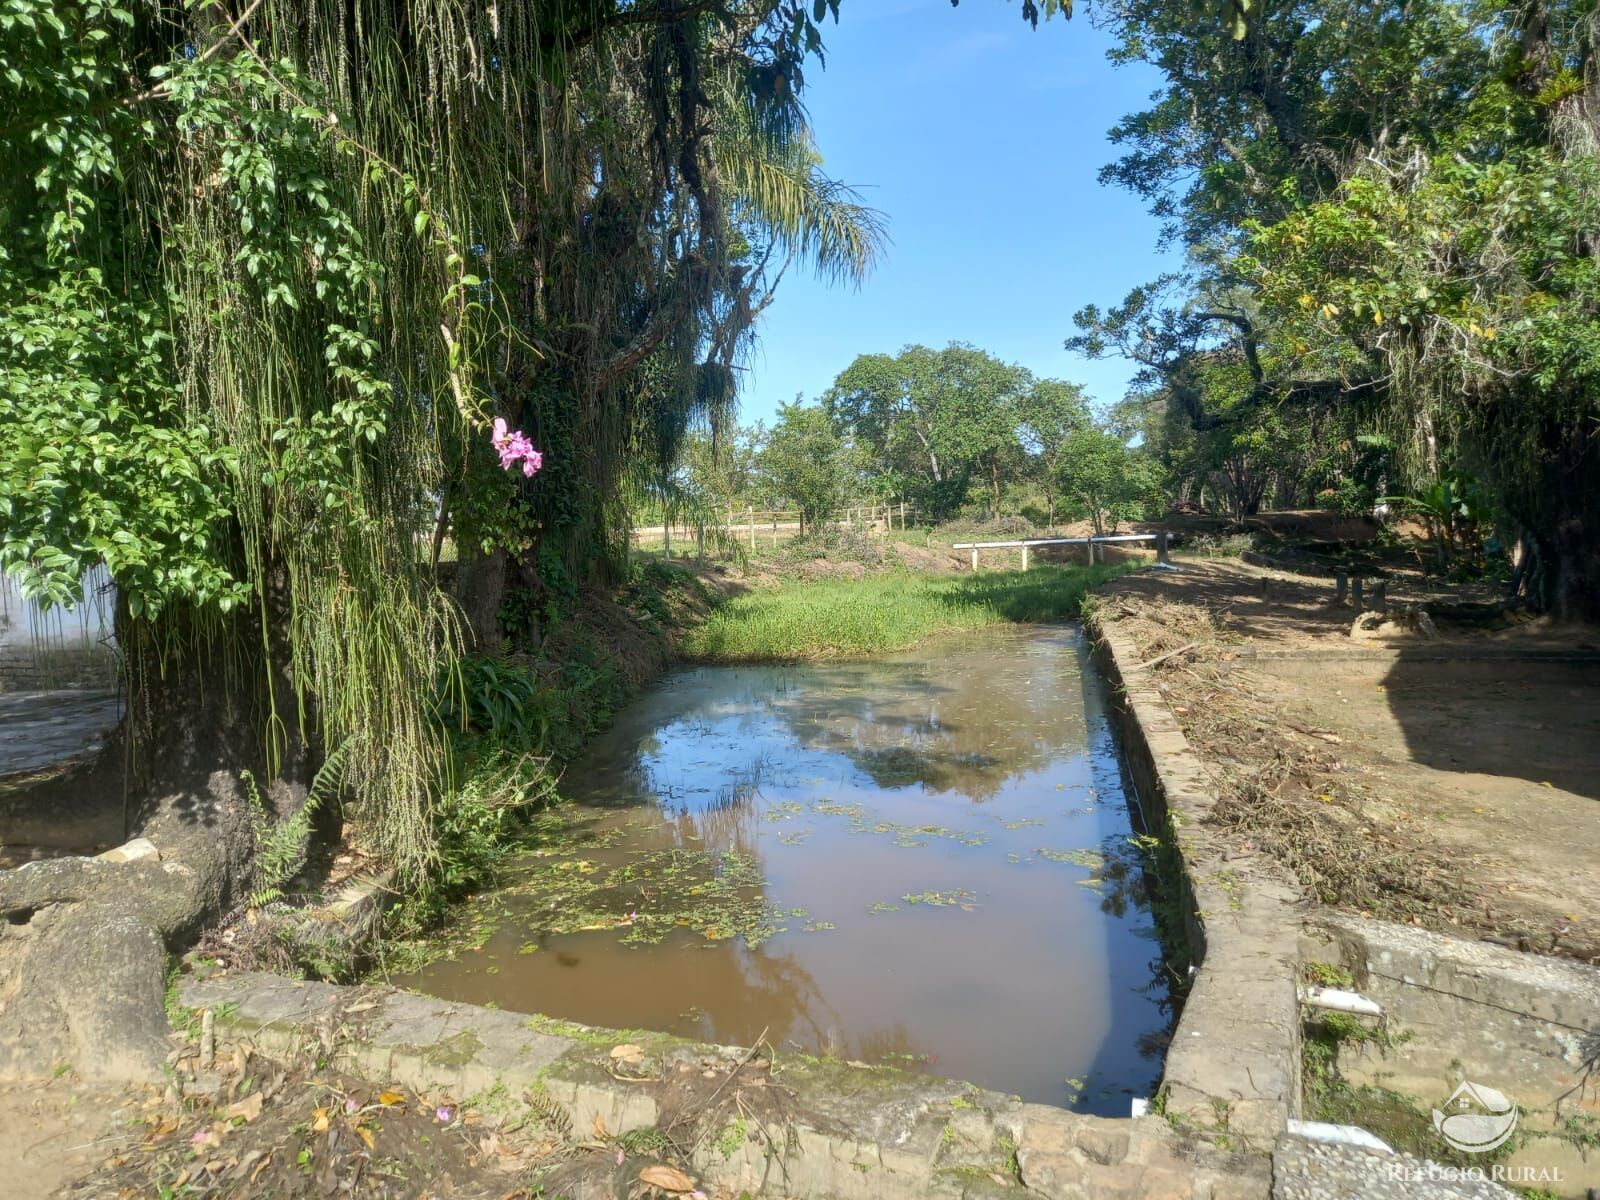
[1299, 986, 1383, 1017]
[1287, 1119, 1394, 1154]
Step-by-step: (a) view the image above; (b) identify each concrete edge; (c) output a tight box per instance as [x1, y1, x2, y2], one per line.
[1085, 606, 1305, 1147]
[178, 971, 1269, 1200]
[1305, 911, 1600, 1030]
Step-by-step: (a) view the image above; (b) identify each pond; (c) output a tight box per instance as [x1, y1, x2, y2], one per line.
[394, 626, 1173, 1113]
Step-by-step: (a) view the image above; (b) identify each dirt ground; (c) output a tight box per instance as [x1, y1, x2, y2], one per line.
[0, 1049, 535, 1200]
[1095, 556, 1600, 963]
[0, 1074, 152, 1199]
[2, 1029, 758, 1200]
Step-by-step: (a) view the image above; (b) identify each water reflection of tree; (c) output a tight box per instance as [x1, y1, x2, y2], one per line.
[568, 635, 1095, 807]
[1090, 836, 1149, 920]
[767, 638, 1092, 801]
[1055, 830, 1177, 1112]
[628, 754, 847, 1049]
[852, 1023, 934, 1068]
[734, 942, 843, 1052]
[1095, 835, 1179, 1074]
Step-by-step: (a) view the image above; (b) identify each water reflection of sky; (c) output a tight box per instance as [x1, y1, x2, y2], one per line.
[404, 627, 1172, 1113]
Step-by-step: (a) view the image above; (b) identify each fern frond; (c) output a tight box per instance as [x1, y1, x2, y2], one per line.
[244, 739, 352, 907]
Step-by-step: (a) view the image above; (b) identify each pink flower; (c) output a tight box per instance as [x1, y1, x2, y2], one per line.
[490, 418, 543, 477]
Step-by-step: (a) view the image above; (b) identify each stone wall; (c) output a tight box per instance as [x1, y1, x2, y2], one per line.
[0, 645, 119, 693]
[180, 971, 1272, 1200]
[1303, 913, 1600, 1190]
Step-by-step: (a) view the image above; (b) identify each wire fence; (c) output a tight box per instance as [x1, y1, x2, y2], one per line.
[0, 564, 120, 692]
[630, 501, 921, 555]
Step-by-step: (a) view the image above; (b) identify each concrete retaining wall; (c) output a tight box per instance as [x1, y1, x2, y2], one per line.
[1087, 596, 1596, 1196]
[180, 972, 1270, 1200]
[1087, 610, 1304, 1147]
[1303, 913, 1600, 1190]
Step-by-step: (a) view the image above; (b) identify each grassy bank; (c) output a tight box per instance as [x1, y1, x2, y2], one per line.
[682, 563, 1130, 662]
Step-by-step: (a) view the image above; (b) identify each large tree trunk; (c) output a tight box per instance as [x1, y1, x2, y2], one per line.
[0, 586, 315, 1082]
[1521, 423, 1600, 623]
[455, 547, 508, 654]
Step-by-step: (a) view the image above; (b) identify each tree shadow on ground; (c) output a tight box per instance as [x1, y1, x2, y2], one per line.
[1380, 652, 1600, 801]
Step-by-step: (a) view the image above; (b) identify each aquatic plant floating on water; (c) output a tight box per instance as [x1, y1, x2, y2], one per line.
[491, 417, 544, 477]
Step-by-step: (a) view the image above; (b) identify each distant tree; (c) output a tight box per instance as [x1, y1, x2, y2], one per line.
[824, 344, 1029, 520]
[678, 423, 765, 511]
[760, 402, 848, 530]
[1016, 379, 1091, 526]
[1057, 427, 1159, 536]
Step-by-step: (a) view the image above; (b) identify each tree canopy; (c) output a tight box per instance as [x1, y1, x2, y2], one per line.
[1076, 0, 1600, 616]
[760, 401, 851, 527]
[822, 343, 1031, 520]
[1016, 378, 1091, 526]
[0, 0, 887, 877]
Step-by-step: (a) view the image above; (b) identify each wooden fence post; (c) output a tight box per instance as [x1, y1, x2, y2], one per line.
[1157, 530, 1171, 565]
[1021, 545, 1031, 572]
[971, 547, 980, 571]
[748, 506, 755, 550]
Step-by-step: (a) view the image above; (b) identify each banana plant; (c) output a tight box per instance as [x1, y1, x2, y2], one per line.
[1381, 473, 1489, 570]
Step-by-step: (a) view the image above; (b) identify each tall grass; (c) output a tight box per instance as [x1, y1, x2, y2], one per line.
[682, 564, 1131, 662]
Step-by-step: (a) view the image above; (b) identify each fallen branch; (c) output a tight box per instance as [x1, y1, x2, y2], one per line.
[676, 1026, 771, 1154]
[1128, 641, 1199, 672]
[1285, 720, 1343, 744]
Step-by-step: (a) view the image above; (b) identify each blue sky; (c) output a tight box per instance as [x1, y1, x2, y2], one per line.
[738, 1, 1179, 425]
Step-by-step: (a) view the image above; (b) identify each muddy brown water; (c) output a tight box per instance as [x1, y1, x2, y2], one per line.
[396, 627, 1172, 1112]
